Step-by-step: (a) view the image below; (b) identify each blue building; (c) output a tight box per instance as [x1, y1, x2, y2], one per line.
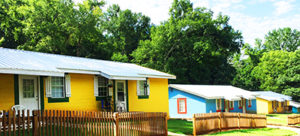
[289, 101, 300, 113]
[169, 84, 258, 118]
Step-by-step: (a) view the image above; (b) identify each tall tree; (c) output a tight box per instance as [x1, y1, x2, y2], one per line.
[263, 27, 300, 52]
[102, 4, 151, 62]
[132, 0, 242, 84]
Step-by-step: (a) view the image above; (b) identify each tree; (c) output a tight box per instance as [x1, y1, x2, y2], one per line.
[250, 50, 300, 100]
[232, 40, 266, 90]
[102, 4, 151, 62]
[132, 0, 243, 84]
[263, 27, 300, 52]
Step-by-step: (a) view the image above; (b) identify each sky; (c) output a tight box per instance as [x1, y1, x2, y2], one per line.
[74, 0, 300, 45]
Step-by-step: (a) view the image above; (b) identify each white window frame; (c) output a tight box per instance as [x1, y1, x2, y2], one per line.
[50, 76, 65, 98]
[137, 79, 150, 96]
[46, 75, 71, 98]
[248, 99, 252, 107]
[216, 99, 222, 110]
[98, 76, 108, 97]
[229, 101, 234, 109]
[238, 100, 242, 108]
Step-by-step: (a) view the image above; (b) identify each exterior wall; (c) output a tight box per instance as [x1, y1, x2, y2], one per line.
[44, 74, 101, 111]
[128, 78, 169, 114]
[292, 107, 299, 113]
[246, 99, 257, 113]
[0, 74, 15, 111]
[256, 98, 271, 114]
[169, 88, 206, 118]
[206, 99, 225, 113]
[230, 101, 243, 113]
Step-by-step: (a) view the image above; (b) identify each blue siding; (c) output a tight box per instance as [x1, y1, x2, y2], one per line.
[247, 99, 257, 113]
[230, 101, 243, 113]
[292, 107, 299, 113]
[169, 88, 206, 118]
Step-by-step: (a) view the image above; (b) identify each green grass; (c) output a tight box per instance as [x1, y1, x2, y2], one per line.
[266, 114, 293, 125]
[168, 119, 193, 135]
[204, 128, 297, 136]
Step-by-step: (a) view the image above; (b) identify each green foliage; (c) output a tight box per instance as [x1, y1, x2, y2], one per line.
[132, 0, 242, 84]
[102, 4, 151, 62]
[263, 27, 300, 52]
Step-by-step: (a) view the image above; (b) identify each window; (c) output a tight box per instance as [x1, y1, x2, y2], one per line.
[177, 98, 187, 114]
[248, 99, 252, 107]
[23, 79, 34, 98]
[98, 77, 108, 97]
[216, 99, 222, 112]
[137, 79, 150, 99]
[51, 77, 65, 98]
[238, 100, 242, 109]
[229, 101, 234, 110]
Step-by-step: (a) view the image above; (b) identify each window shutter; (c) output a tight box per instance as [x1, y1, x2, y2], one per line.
[65, 75, 71, 97]
[45, 77, 52, 97]
[94, 76, 99, 96]
[136, 81, 141, 96]
[147, 79, 150, 96]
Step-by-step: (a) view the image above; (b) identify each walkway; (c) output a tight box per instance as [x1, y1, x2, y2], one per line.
[267, 125, 300, 135]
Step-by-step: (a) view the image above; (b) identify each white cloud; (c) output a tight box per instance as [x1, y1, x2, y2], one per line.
[273, 0, 295, 16]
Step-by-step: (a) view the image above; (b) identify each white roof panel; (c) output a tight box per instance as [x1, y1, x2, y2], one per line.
[254, 91, 292, 101]
[169, 84, 258, 100]
[290, 101, 300, 108]
[0, 48, 176, 79]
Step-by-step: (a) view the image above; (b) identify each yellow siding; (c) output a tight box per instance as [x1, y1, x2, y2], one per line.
[44, 74, 101, 111]
[0, 74, 15, 111]
[268, 101, 273, 113]
[128, 78, 169, 114]
[256, 98, 270, 114]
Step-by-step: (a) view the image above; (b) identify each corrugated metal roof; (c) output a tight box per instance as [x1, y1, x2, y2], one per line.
[254, 91, 292, 101]
[0, 48, 176, 79]
[169, 84, 258, 100]
[290, 101, 300, 108]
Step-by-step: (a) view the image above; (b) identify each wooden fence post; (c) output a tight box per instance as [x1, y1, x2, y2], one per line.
[114, 112, 119, 136]
[238, 113, 240, 129]
[165, 113, 168, 136]
[193, 114, 196, 136]
[32, 110, 39, 136]
[218, 112, 222, 132]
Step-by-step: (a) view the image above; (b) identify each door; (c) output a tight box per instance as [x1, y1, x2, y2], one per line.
[19, 75, 39, 111]
[115, 80, 127, 112]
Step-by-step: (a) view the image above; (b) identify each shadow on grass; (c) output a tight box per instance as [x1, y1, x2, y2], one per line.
[168, 119, 193, 135]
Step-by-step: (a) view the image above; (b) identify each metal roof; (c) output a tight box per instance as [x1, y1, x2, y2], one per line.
[290, 101, 300, 108]
[254, 91, 292, 102]
[169, 84, 259, 100]
[0, 48, 176, 80]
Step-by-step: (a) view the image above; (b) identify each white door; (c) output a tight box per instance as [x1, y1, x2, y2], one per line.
[115, 80, 127, 112]
[19, 75, 39, 111]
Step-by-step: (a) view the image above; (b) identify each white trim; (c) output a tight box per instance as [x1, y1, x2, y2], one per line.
[229, 101, 234, 109]
[109, 76, 146, 80]
[57, 68, 100, 75]
[216, 99, 222, 110]
[137, 74, 176, 79]
[0, 69, 64, 76]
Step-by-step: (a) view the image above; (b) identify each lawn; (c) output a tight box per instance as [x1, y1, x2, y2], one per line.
[266, 114, 292, 125]
[204, 128, 297, 136]
[168, 119, 193, 135]
[168, 119, 297, 136]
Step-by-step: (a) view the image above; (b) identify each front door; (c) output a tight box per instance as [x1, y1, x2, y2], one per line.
[19, 75, 39, 111]
[115, 80, 127, 112]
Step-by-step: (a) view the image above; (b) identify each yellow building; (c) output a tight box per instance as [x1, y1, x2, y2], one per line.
[255, 91, 291, 114]
[0, 48, 175, 114]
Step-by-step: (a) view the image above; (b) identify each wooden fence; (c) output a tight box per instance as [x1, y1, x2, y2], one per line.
[193, 112, 266, 135]
[288, 114, 300, 125]
[0, 110, 168, 136]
